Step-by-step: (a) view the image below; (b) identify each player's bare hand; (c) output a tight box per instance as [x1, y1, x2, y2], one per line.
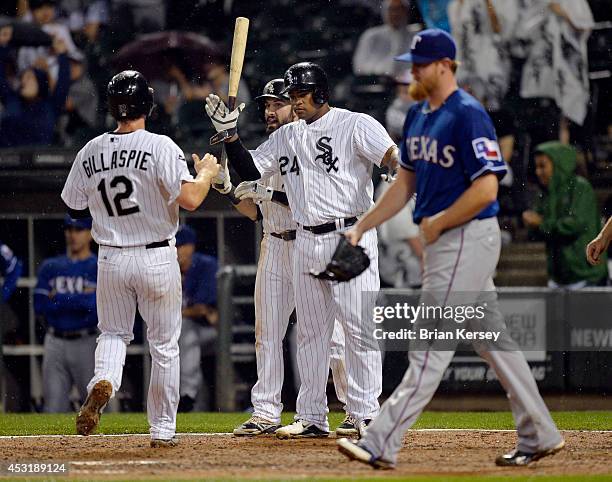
[522, 210, 542, 228]
[192, 153, 220, 179]
[0, 25, 13, 47]
[419, 216, 443, 245]
[344, 226, 363, 246]
[586, 234, 609, 266]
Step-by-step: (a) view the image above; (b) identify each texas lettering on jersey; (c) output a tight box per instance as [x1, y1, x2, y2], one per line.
[406, 135, 456, 168]
[51, 275, 95, 294]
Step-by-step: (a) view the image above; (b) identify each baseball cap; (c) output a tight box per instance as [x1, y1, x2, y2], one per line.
[395, 29, 457, 64]
[176, 225, 197, 247]
[63, 214, 92, 230]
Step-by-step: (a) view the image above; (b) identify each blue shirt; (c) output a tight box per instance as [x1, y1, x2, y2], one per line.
[183, 252, 217, 308]
[34, 254, 98, 331]
[399, 89, 507, 224]
[0, 241, 22, 302]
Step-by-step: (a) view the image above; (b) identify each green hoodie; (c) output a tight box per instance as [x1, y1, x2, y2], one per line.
[532, 141, 607, 285]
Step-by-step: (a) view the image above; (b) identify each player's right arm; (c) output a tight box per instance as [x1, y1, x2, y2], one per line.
[205, 94, 280, 180]
[176, 153, 220, 211]
[586, 216, 612, 265]
[345, 168, 416, 246]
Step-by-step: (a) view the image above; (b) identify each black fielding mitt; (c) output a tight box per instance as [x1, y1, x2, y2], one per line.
[309, 236, 370, 282]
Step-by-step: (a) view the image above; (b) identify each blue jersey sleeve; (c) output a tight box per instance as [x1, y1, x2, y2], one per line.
[0, 243, 22, 302]
[190, 257, 218, 307]
[33, 260, 97, 318]
[399, 105, 419, 171]
[457, 106, 507, 182]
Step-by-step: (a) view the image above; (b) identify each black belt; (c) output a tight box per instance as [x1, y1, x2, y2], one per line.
[270, 230, 296, 241]
[101, 240, 170, 249]
[302, 216, 358, 235]
[49, 327, 98, 340]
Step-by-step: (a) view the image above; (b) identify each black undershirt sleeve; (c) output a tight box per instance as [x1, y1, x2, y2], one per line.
[224, 138, 261, 180]
[271, 190, 289, 207]
[66, 206, 92, 219]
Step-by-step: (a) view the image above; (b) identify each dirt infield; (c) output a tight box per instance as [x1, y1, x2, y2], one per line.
[1, 431, 610, 480]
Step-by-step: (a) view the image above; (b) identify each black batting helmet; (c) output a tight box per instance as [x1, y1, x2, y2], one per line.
[255, 78, 289, 120]
[107, 70, 155, 121]
[281, 62, 329, 105]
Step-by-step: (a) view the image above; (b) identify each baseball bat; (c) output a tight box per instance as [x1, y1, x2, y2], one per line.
[227, 17, 249, 111]
[215, 17, 249, 190]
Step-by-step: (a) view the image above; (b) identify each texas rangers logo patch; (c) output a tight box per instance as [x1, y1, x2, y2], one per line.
[472, 138, 501, 161]
[315, 136, 339, 173]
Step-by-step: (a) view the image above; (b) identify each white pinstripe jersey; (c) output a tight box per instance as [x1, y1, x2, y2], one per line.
[61, 130, 193, 247]
[251, 108, 395, 226]
[258, 172, 297, 234]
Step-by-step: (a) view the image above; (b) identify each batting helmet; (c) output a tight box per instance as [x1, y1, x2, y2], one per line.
[281, 62, 329, 105]
[107, 70, 155, 121]
[255, 78, 289, 120]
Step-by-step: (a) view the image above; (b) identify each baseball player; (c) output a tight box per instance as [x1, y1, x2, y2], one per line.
[34, 215, 97, 413]
[215, 79, 353, 436]
[206, 63, 399, 437]
[176, 224, 219, 412]
[0, 241, 22, 303]
[61, 70, 221, 447]
[338, 29, 564, 468]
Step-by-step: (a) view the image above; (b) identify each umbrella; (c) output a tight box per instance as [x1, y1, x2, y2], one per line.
[0, 16, 52, 47]
[111, 31, 225, 81]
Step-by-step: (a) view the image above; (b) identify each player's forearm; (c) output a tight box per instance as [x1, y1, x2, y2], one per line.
[233, 198, 259, 221]
[178, 171, 216, 211]
[599, 216, 612, 242]
[225, 138, 261, 180]
[434, 174, 498, 232]
[357, 171, 415, 233]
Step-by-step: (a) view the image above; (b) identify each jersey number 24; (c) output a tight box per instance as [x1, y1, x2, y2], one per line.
[97, 175, 140, 217]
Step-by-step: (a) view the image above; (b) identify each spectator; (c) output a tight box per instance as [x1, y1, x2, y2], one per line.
[415, 0, 451, 31]
[385, 69, 416, 142]
[375, 183, 423, 288]
[18, 0, 83, 82]
[0, 27, 71, 147]
[353, 0, 421, 77]
[58, 0, 110, 45]
[59, 56, 99, 146]
[448, 0, 518, 112]
[518, 0, 594, 127]
[175, 225, 219, 412]
[0, 241, 23, 303]
[522, 141, 607, 288]
[33, 216, 97, 413]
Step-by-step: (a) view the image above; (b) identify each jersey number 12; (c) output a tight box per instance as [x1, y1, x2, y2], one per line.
[97, 176, 140, 217]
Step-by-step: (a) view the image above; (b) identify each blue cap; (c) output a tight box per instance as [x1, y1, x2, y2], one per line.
[176, 225, 197, 247]
[395, 29, 456, 64]
[63, 214, 92, 230]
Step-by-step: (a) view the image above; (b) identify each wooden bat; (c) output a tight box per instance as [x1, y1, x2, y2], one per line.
[214, 16, 249, 189]
[227, 17, 249, 111]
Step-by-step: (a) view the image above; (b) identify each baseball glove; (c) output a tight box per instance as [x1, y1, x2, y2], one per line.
[309, 236, 370, 282]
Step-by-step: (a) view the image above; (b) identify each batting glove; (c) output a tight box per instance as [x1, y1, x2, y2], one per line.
[212, 161, 232, 194]
[205, 94, 245, 134]
[234, 181, 273, 202]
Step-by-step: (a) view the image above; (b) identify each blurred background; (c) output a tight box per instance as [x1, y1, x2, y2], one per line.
[0, 0, 610, 414]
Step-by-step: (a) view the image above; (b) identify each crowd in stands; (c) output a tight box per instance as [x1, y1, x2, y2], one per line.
[0, 0, 610, 283]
